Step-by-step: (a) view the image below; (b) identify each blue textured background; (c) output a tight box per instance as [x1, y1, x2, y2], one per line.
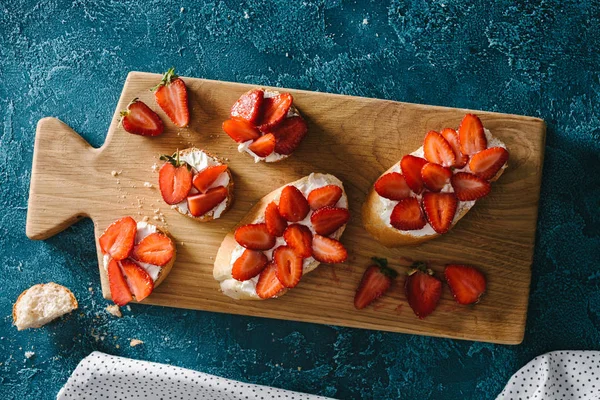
[1, 1, 599, 399]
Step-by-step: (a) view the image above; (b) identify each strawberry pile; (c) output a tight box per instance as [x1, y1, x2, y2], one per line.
[99, 217, 175, 306]
[374, 114, 509, 234]
[222, 89, 308, 159]
[232, 184, 349, 299]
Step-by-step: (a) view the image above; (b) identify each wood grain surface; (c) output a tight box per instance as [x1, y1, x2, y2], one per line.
[26, 71, 546, 344]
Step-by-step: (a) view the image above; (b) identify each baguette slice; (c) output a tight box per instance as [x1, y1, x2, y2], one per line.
[13, 283, 78, 330]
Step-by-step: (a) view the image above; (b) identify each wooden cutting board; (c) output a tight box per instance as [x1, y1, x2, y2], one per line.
[26, 71, 545, 344]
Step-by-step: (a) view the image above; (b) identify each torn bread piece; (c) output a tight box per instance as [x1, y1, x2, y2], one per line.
[13, 283, 78, 330]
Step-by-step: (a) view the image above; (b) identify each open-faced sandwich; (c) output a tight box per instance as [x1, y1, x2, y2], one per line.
[222, 88, 308, 162]
[99, 216, 176, 305]
[158, 148, 234, 221]
[363, 114, 509, 246]
[214, 173, 349, 300]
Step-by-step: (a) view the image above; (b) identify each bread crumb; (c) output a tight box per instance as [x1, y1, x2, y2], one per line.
[116, 179, 120, 184]
[170, 205, 177, 209]
[130, 339, 144, 347]
[297, 366, 302, 371]
[143, 182, 153, 188]
[111, 170, 119, 177]
[25, 351, 35, 359]
[154, 208, 160, 214]
[142, 216, 149, 222]
[116, 344, 120, 349]
[151, 163, 159, 172]
[106, 305, 122, 318]
[126, 306, 131, 311]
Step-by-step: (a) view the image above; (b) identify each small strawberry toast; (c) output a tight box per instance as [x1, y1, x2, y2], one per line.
[158, 148, 234, 221]
[363, 114, 509, 246]
[99, 217, 176, 305]
[214, 173, 349, 300]
[222, 88, 308, 162]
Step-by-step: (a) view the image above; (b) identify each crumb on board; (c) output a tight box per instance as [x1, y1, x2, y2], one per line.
[130, 339, 144, 347]
[142, 216, 149, 222]
[143, 182, 153, 188]
[106, 305, 122, 318]
[151, 163, 159, 172]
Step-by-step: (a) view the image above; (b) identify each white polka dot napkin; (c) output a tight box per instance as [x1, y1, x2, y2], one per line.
[497, 351, 600, 399]
[57, 351, 333, 400]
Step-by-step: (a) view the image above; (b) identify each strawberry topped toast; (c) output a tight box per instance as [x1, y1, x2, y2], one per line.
[363, 114, 509, 246]
[222, 88, 308, 162]
[99, 217, 176, 305]
[214, 173, 349, 300]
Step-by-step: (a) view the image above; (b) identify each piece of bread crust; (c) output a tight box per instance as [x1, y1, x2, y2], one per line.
[13, 282, 78, 330]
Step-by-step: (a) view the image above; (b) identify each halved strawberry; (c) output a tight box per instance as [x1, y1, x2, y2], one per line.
[121, 99, 164, 136]
[354, 257, 398, 310]
[258, 93, 293, 132]
[230, 89, 264, 124]
[440, 128, 468, 168]
[423, 130, 456, 167]
[232, 249, 268, 281]
[158, 154, 193, 205]
[310, 207, 350, 236]
[312, 235, 347, 263]
[400, 155, 428, 194]
[271, 116, 308, 155]
[131, 232, 175, 266]
[444, 264, 487, 305]
[222, 119, 261, 143]
[153, 68, 189, 127]
[107, 259, 133, 306]
[234, 223, 276, 250]
[283, 224, 313, 258]
[390, 197, 426, 231]
[451, 172, 491, 201]
[421, 163, 452, 192]
[274, 246, 303, 288]
[99, 216, 137, 261]
[374, 172, 411, 201]
[278, 185, 309, 222]
[187, 186, 228, 217]
[264, 202, 287, 237]
[256, 261, 285, 299]
[192, 165, 228, 193]
[422, 192, 458, 234]
[248, 133, 276, 157]
[307, 185, 343, 210]
[405, 263, 442, 319]
[458, 114, 487, 156]
[120, 259, 154, 302]
[468, 147, 509, 180]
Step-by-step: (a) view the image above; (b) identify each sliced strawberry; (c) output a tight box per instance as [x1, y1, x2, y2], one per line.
[158, 155, 193, 205]
[187, 186, 228, 217]
[422, 192, 458, 234]
[451, 172, 491, 201]
[274, 246, 303, 288]
[310, 206, 350, 236]
[283, 224, 313, 258]
[468, 147, 509, 180]
[278, 185, 309, 222]
[354, 257, 398, 310]
[192, 165, 228, 193]
[222, 119, 261, 143]
[120, 259, 154, 302]
[258, 93, 293, 132]
[440, 128, 468, 168]
[271, 116, 308, 155]
[153, 68, 189, 127]
[256, 261, 285, 299]
[264, 202, 287, 237]
[230, 89, 264, 124]
[307, 185, 343, 210]
[405, 263, 442, 319]
[423, 130, 456, 167]
[234, 223, 276, 250]
[390, 197, 426, 231]
[232, 249, 268, 281]
[400, 155, 428, 194]
[121, 99, 164, 136]
[445, 264, 487, 305]
[131, 232, 175, 266]
[311, 235, 347, 264]
[421, 163, 452, 192]
[458, 114, 487, 156]
[99, 216, 137, 261]
[107, 259, 133, 306]
[374, 172, 411, 201]
[248, 133, 276, 157]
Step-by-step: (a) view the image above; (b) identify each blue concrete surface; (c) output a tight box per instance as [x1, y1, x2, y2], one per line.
[1, 0, 599, 398]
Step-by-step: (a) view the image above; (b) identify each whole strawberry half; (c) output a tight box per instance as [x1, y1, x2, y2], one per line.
[153, 68, 189, 127]
[405, 262, 442, 319]
[158, 153, 193, 205]
[444, 264, 487, 305]
[121, 99, 164, 136]
[354, 257, 398, 310]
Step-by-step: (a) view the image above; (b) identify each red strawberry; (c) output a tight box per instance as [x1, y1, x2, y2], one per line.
[264, 202, 287, 237]
[274, 246, 303, 288]
[421, 163, 452, 192]
[278, 185, 309, 222]
[222, 119, 261, 143]
[283, 224, 313, 258]
[451, 172, 491, 201]
[468, 147, 509, 180]
[120, 259, 154, 302]
[354, 257, 398, 310]
[192, 165, 228, 193]
[99, 216, 137, 261]
[107, 259, 133, 306]
[311, 235, 347, 263]
[120, 99, 164, 136]
[307, 185, 343, 210]
[374, 172, 411, 201]
[258, 92, 293, 132]
[458, 114, 487, 156]
[153, 68, 189, 127]
[310, 207, 350, 236]
[423, 130, 456, 167]
[405, 263, 442, 319]
[248, 133, 276, 157]
[158, 154, 193, 205]
[400, 155, 428, 194]
[256, 261, 286, 299]
[234, 223, 276, 250]
[187, 186, 228, 217]
[390, 197, 426, 231]
[232, 249, 268, 281]
[230, 89, 264, 124]
[422, 192, 458, 234]
[132, 232, 175, 266]
[440, 128, 469, 168]
[271, 116, 308, 155]
[444, 264, 487, 305]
